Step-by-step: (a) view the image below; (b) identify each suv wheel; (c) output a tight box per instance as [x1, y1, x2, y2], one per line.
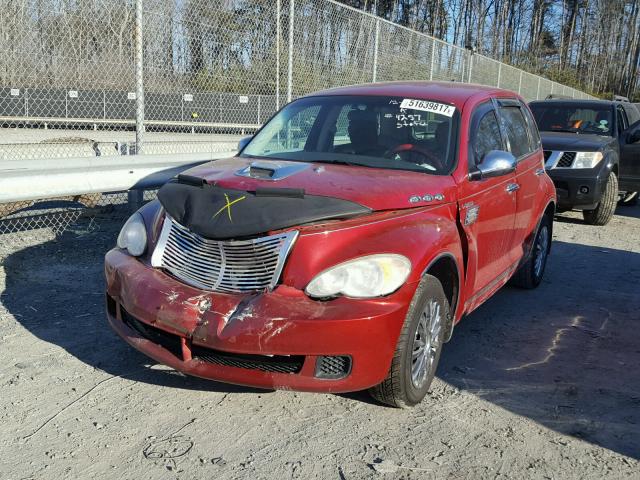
[369, 275, 448, 408]
[583, 172, 618, 225]
[511, 214, 551, 289]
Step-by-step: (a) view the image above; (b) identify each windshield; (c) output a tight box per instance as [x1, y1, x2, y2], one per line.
[530, 103, 613, 136]
[241, 95, 459, 174]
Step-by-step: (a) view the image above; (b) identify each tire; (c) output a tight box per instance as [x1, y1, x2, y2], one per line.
[511, 214, 551, 289]
[369, 275, 449, 408]
[618, 191, 638, 206]
[583, 172, 618, 225]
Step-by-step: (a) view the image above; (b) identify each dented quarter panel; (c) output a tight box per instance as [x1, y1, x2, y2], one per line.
[282, 202, 464, 292]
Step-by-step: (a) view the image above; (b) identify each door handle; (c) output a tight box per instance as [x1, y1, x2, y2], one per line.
[506, 183, 520, 193]
[535, 168, 545, 176]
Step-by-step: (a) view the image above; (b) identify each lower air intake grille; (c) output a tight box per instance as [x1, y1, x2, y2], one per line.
[191, 345, 304, 374]
[121, 309, 183, 359]
[315, 356, 352, 379]
[557, 151, 576, 167]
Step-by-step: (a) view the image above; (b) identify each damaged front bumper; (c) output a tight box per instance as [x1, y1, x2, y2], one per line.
[105, 249, 414, 393]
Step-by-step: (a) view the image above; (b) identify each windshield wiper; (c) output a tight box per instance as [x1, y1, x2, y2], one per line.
[546, 128, 580, 133]
[310, 159, 366, 167]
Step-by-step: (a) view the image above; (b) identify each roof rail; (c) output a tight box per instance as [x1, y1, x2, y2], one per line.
[545, 94, 573, 100]
[613, 95, 630, 102]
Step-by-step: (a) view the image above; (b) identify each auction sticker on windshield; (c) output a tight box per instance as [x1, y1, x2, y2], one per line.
[400, 99, 456, 117]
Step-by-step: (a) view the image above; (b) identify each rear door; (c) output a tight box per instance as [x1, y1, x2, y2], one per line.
[458, 100, 517, 303]
[497, 98, 544, 257]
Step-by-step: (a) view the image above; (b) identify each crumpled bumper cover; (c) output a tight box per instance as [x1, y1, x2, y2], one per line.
[105, 249, 414, 392]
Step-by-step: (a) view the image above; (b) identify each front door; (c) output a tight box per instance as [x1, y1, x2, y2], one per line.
[498, 99, 545, 257]
[458, 101, 517, 305]
[620, 120, 640, 192]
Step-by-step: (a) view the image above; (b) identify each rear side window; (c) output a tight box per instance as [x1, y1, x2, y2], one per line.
[520, 105, 542, 150]
[500, 106, 534, 158]
[473, 111, 503, 165]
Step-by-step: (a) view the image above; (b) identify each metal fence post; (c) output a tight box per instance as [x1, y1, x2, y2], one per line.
[518, 71, 523, 94]
[537, 77, 541, 100]
[130, 0, 145, 212]
[134, 0, 145, 155]
[287, 0, 294, 103]
[497, 63, 502, 87]
[257, 95, 261, 124]
[429, 39, 435, 81]
[276, 0, 281, 110]
[372, 19, 380, 82]
[468, 53, 473, 83]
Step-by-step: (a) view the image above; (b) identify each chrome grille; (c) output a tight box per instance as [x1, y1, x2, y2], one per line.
[557, 151, 576, 167]
[151, 216, 298, 293]
[544, 150, 576, 169]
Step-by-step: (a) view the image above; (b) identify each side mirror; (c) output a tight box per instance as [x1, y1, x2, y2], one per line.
[470, 150, 516, 180]
[628, 130, 640, 144]
[237, 136, 253, 152]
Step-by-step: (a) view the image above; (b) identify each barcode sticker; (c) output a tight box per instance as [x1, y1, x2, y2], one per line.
[400, 99, 456, 117]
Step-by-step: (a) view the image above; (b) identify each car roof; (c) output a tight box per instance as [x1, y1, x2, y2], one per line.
[304, 81, 512, 110]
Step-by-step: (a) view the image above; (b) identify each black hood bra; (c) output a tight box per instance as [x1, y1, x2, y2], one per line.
[157, 175, 371, 240]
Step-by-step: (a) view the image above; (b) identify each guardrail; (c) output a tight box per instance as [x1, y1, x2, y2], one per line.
[0, 150, 236, 204]
[0, 115, 261, 134]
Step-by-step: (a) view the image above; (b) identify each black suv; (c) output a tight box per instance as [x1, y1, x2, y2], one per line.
[529, 99, 640, 225]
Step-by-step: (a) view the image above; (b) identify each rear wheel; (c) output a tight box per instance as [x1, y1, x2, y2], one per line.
[511, 214, 551, 289]
[369, 275, 448, 408]
[583, 172, 618, 225]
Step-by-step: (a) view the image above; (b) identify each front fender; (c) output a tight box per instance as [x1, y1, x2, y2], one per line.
[598, 148, 619, 182]
[282, 204, 465, 292]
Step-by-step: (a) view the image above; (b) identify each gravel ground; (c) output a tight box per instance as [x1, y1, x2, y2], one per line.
[0, 205, 639, 479]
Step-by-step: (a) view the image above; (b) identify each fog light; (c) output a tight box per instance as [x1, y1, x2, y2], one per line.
[579, 186, 589, 194]
[315, 356, 352, 379]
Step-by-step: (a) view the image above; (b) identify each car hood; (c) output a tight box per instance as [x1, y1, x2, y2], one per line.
[180, 156, 457, 211]
[539, 131, 614, 151]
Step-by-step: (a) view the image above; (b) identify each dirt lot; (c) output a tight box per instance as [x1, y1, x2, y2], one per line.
[1, 204, 639, 479]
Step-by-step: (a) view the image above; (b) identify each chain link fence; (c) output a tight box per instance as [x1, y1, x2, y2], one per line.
[0, 0, 593, 236]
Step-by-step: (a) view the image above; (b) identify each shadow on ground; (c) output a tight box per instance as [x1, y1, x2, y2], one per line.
[0, 217, 262, 395]
[438, 239, 640, 459]
[1, 218, 639, 458]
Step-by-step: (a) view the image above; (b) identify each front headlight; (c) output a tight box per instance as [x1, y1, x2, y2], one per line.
[305, 254, 411, 299]
[117, 212, 147, 257]
[572, 151, 603, 169]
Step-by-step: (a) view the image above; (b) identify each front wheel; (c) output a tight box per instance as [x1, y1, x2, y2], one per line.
[369, 275, 449, 408]
[583, 172, 618, 225]
[511, 214, 551, 289]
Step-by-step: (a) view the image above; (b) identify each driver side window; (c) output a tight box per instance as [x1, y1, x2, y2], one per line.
[474, 111, 503, 165]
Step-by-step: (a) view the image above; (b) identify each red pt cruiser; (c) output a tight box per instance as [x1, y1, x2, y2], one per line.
[106, 82, 556, 407]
